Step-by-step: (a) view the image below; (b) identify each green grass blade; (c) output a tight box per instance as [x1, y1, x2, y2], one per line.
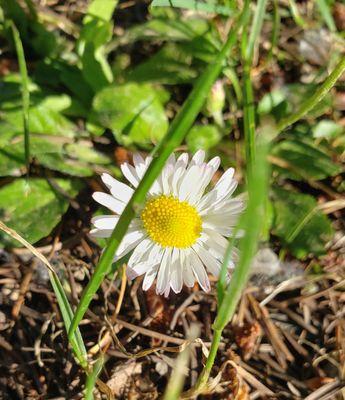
[316, 0, 336, 32]
[241, 0, 268, 168]
[213, 136, 270, 331]
[85, 356, 104, 400]
[151, 0, 234, 16]
[194, 131, 270, 392]
[243, 63, 256, 168]
[0, 221, 87, 368]
[276, 56, 345, 133]
[9, 21, 30, 175]
[49, 272, 88, 368]
[288, 0, 306, 28]
[68, 8, 248, 341]
[244, 0, 268, 62]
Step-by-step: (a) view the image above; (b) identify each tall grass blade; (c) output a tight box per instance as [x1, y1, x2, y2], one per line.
[214, 138, 270, 331]
[9, 21, 30, 175]
[193, 133, 270, 393]
[276, 56, 345, 133]
[0, 221, 88, 368]
[242, 0, 268, 167]
[68, 7, 248, 341]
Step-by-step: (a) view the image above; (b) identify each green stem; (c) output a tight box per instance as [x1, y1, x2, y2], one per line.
[68, 10, 247, 341]
[10, 21, 30, 176]
[194, 329, 222, 390]
[277, 56, 345, 133]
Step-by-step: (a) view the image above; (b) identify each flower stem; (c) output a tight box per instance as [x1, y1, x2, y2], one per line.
[194, 329, 222, 391]
[276, 56, 345, 133]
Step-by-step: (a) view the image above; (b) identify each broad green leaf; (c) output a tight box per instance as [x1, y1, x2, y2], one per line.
[126, 44, 196, 84]
[4, 103, 77, 138]
[93, 83, 168, 146]
[272, 187, 333, 258]
[0, 135, 109, 177]
[0, 178, 81, 246]
[271, 138, 341, 180]
[65, 143, 110, 164]
[186, 124, 221, 152]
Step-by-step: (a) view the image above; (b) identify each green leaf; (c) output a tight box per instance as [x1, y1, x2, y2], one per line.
[272, 187, 333, 258]
[186, 124, 221, 152]
[126, 44, 196, 84]
[0, 135, 109, 177]
[77, 0, 118, 92]
[93, 83, 168, 146]
[271, 138, 341, 180]
[0, 178, 81, 246]
[4, 103, 78, 138]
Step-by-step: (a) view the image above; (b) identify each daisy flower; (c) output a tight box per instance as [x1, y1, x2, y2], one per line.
[91, 150, 244, 297]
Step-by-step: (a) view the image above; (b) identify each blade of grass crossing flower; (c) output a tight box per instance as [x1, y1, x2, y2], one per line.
[193, 138, 270, 393]
[0, 221, 87, 368]
[68, 4, 249, 342]
[214, 140, 270, 331]
[217, 225, 240, 306]
[276, 56, 345, 133]
[85, 356, 105, 400]
[9, 21, 30, 175]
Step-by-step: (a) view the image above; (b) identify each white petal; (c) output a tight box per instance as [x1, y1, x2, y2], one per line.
[142, 264, 159, 291]
[178, 165, 203, 201]
[191, 150, 205, 165]
[189, 249, 210, 292]
[181, 249, 195, 288]
[176, 153, 189, 168]
[121, 162, 140, 187]
[170, 248, 183, 294]
[93, 192, 126, 214]
[127, 261, 154, 280]
[133, 153, 145, 167]
[207, 156, 220, 170]
[156, 248, 172, 295]
[193, 242, 221, 277]
[101, 173, 133, 202]
[89, 228, 112, 238]
[128, 238, 154, 268]
[91, 215, 119, 230]
[114, 230, 146, 261]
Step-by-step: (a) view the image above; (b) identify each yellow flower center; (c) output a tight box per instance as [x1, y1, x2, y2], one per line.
[141, 195, 202, 248]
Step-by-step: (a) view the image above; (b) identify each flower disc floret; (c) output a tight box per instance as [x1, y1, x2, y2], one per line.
[141, 195, 202, 248]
